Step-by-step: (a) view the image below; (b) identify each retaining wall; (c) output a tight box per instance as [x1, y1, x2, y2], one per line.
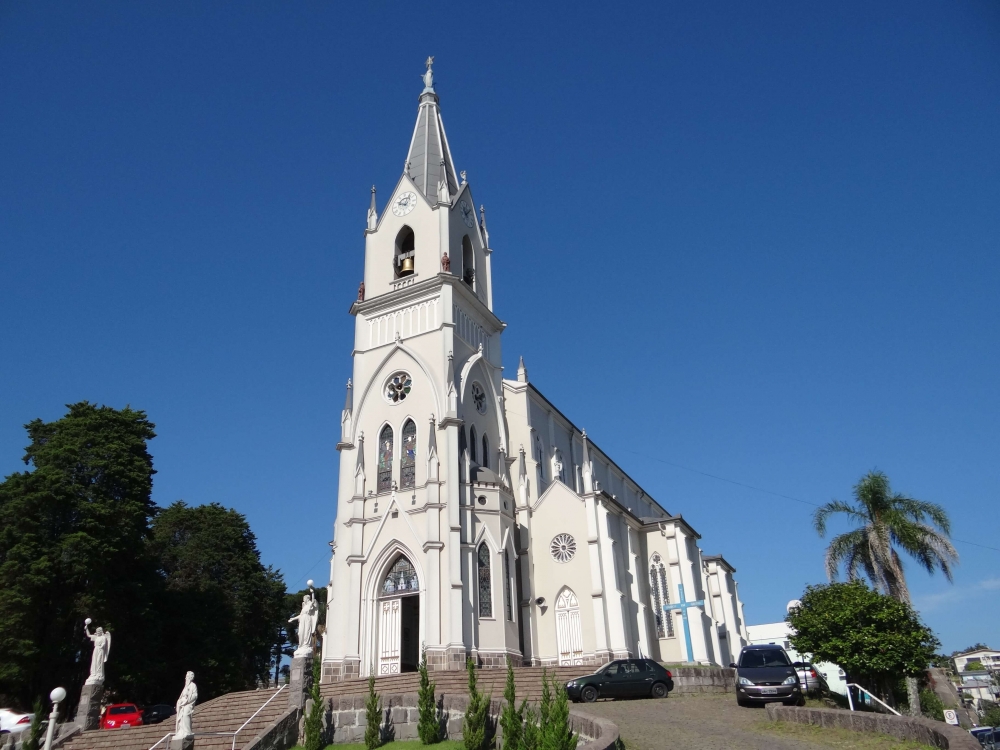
[670, 667, 735, 694]
[322, 692, 618, 748]
[765, 705, 980, 750]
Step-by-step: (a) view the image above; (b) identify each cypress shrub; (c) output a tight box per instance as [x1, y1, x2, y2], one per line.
[498, 658, 523, 750]
[364, 670, 383, 750]
[417, 650, 440, 744]
[462, 657, 490, 750]
[540, 673, 576, 750]
[303, 657, 325, 750]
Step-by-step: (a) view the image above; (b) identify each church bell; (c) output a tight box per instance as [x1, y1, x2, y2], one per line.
[401, 257, 414, 275]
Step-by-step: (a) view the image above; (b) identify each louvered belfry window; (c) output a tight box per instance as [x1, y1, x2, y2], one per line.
[400, 419, 416, 489]
[477, 543, 493, 618]
[378, 424, 393, 493]
[504, 550, 514, 621]
[649, 554, 674, 638]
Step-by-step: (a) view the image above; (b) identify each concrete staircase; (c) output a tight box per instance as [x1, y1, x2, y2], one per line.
[61, 688, 288, 750]
[321, 666, 591, 705]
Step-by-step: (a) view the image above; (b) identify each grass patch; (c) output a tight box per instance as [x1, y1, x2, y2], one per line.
[753, 720, 938, 749]
[291, 741, 467, 750]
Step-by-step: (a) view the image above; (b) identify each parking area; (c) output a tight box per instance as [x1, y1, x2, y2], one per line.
[580, 694, 934, 750]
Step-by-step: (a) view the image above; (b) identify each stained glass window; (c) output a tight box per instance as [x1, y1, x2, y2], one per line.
[382, 555, 419, 595]
[400, 420, 416, 489]
[384, 372, 412, 403]
[378, 424, 393, 493]
[504, 549, 513, 621]
[469, 426, 478, 465]
[477, 543, 492, 618]
[471, 382, 487, 414]
[481, 435, 490, 471]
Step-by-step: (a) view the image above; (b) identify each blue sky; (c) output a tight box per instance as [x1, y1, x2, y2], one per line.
[1, 1, 997, 653]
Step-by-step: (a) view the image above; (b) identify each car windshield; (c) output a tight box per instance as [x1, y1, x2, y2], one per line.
[109, 706, 137, 715]
[740, 649, 790, 668]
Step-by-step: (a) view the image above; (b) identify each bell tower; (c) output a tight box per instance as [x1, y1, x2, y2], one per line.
[323, 59, 520, 682]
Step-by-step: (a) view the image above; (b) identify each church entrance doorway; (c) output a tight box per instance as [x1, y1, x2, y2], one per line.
[555, 588, 584, 666]
[377, 555, 420, 675]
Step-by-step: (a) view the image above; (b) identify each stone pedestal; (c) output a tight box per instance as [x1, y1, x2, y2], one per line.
[75, 681, 104, 730]
[169, 734, 193, 750]
[288, 654, 313, 710]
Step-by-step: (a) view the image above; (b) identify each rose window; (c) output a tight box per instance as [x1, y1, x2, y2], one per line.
[550, 534, 577, 563]
[385, 373, 412, 403]
[471, 382, 487, 414]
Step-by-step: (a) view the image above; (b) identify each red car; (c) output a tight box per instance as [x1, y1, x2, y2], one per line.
[101, 704, 143, 730]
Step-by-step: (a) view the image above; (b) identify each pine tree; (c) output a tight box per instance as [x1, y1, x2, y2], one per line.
[364, 670, 383, 750]
[417, 649, 440, 744]
[21, 699, 43, 750]
[498, 658, 522, 750]
[303, 656, 325, 750]
[462, 657, 489, 750]
[540, 673, 576, 750]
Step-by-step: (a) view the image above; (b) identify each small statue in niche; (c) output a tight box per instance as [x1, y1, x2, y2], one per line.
[441, 253, 450, 272]
[357, 282, 365, 301]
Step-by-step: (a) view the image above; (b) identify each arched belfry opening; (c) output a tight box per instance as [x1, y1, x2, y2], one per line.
[377, 555, 420, 674]
[462, 235, 475, 288]
[395, 226, 415, 278]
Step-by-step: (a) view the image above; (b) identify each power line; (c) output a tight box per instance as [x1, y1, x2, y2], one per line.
[622, 448, 1000, 553]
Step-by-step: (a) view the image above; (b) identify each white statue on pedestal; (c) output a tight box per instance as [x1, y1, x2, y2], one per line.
[289, 584, 318, 657]
[174, 671, 198, 739]
[83, 619, 111, 684]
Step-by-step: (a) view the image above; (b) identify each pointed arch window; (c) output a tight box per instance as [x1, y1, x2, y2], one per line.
[649, 554, 674, 638]
[481, 434, 490, 471]
[400, 419, 416, 489]
[477, 543, 493, 618]
[504, 549, 514, 622]
[534, 434, 545, 484]
[469, 426, 478, 465]
[378, 424, 393, 493]
[382, 555, 419, 595]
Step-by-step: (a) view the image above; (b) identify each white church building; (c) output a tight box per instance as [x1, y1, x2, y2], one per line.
[321, 61, 749, 682]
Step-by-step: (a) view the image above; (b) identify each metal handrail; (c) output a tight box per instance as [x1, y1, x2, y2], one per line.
[226, 685, 287, 750]
[145, 684, 287, 750]
[845, 683, 901, 716]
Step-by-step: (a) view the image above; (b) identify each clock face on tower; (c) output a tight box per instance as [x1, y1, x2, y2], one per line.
[392, 192, 417, 217]
[460, 200, 475, 228]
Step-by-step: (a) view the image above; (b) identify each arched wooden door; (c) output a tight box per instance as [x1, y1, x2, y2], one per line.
[555, 588, 584, 666]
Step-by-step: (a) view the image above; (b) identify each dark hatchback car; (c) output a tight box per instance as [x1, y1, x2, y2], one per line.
[566, 659, 674, 702]
[731, 645, 803, 707]
[142, 704, 175, 725]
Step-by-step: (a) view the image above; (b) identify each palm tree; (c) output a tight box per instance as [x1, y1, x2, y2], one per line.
[814, 470, 958, 714]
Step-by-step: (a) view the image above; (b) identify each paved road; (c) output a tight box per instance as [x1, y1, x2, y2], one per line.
[580, 693, 904, 750]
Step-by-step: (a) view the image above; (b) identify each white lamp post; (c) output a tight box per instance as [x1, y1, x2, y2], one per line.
[42, 687, 66, 750]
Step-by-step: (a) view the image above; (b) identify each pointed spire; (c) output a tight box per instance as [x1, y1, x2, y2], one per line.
[479, 204, 490, 248]
[517, 356, 528, 383]
[437, 160, 450, 204]
[367, 186, 377, 231]
[354, 432, 366, 497]
[518, 444, 527, 487]
[581, 429, 594, 494]
[341, 379, 354, 444]
[427, 414, 439, 482]
[405, 58, 459, 201]
[446, 351, 458, 415]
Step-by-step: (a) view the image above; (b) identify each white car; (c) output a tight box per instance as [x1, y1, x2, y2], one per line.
[0, 708, 34, 734]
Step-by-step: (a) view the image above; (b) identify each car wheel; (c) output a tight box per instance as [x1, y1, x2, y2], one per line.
[581, 685, 598, 703]
[651, 682, 668, 699]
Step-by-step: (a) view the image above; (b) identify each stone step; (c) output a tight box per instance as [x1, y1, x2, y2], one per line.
[62, 688, 287, 750]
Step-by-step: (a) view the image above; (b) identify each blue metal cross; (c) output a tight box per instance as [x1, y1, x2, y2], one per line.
[662, 583, 705, 663]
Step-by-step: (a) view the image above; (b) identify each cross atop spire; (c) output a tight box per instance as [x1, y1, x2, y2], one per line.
[405, 58, 459, 201]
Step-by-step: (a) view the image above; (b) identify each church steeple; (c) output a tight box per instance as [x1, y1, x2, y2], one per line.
[405, 57, 459, 201]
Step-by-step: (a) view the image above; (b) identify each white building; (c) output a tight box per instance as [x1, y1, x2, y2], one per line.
[321, 61, 749, 682]
[746, 619, 848, 696]
[953, 647, 1000, 675]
